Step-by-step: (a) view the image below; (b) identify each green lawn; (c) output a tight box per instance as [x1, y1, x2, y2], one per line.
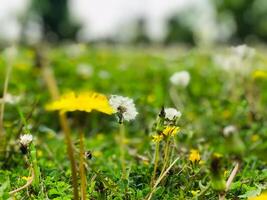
[0, 45, 267, 199]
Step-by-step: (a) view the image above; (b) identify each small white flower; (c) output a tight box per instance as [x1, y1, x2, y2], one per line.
[223, 125, 237, 137]
[4, 46, 18, 60]
[170, 71, 190, 87]
[164, 108, 181, 121]
[109, 95, 138, 122]
[0, 93, 21, 105]
[76, 63, 94, 78]
[19, 134, 33, 146]
[231, 44, 255, 59]
[98, 70, 110, 79]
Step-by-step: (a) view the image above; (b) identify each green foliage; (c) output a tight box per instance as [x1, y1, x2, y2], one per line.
[0, 45, 266, 199]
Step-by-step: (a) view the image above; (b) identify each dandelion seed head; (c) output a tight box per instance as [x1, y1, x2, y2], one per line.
[223, 125, 237, 137]
[170, 71, 190, 87]
[164, 108, 181, 121]
[76, 63, 94, 78]
[109, 95, 138, 122]
[19, 134, 33, 146]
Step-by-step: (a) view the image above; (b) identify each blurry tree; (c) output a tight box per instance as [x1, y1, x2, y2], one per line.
[164, 15, 195, 45]
[131, 18, 151, 44]
[214, 0, 267, 42]
[30, 0, 80, 42]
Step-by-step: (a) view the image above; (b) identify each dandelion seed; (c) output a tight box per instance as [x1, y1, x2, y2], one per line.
[45, 92, 114, 114]
[170, 71, 190, 87]
[152, 135, 163, 143]
[164, 108, 181, 121]
[109, 95, 138, 122]
[223, 125, 237, 137]
[189, 149, 201, 163]
[162, 126, 180, 137]
[19, 134, 33, 146]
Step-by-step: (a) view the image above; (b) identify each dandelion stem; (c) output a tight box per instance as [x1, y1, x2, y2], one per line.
[226, 161, 240, 190]
[119, 123, 126, 179]
[79, 131, 87, 200]
[60, 113, 79, 200]
[219, 161, 240, 200]
[0, 58, 13, 147]
[151, 142, 160, 186]
[30, 143, 40, 190]
[146, 156, 180, 200]
[41, 61, 79, 200]
[169, 85, 183, 110]
[160, 137, 171, 175]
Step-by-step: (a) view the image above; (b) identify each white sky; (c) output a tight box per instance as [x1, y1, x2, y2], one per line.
[0, 0, 208, 42]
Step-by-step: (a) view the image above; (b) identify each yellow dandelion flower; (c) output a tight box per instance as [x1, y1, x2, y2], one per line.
[248, 192, 267, 200]
[191, 190, 200, 197]
[189, 149, 201, 163]
[21, 176, 31, 181]
[251, 134, 260, 142]
[163, 126, 180, 137]
[222, 110, 231, 119]
[252, 70, 267, 80]
[147, 94, 155, 103]
[152, 135, 163, 143]
[213, 153, 223, 158]
[45, 92, 114, 114]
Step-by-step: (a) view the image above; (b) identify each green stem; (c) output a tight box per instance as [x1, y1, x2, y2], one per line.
[59, 113, 79, 200]
[160, 137, 171, 176]
[0, 58, 13, 156]
[29, 143, 40, 190]
[119, 123, 126, 179]
[79, 131, 87, 200]
[151, 142, 160, 186]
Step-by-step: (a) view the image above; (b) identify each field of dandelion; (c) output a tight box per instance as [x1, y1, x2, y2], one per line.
[0, 45, 267, 199]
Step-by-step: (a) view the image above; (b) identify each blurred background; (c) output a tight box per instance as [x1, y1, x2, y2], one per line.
[1, 0, 267, 47]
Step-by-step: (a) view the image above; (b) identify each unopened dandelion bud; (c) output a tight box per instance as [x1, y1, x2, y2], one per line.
[210, 154, 226, 192]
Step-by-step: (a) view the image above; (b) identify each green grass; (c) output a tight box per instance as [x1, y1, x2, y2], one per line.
[0, 45, 267, 199]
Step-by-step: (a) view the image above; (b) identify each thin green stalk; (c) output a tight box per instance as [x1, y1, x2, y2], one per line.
[41, 63, 79, 200]
[119, 123, 126, 179]
[151, 142, 160, 186]
[59, 113, 79, 200]
[160, 137, 171, 175]
[0, 59, 13, 151]
[146, 156, 180, 200]
[30, 143, 40, 190]
[79, 131, 87, 200]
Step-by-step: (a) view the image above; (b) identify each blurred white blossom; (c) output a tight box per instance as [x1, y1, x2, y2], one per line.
[164, 107, 181, 121]
[223, 125, 237, 137]
[76, 63, 94, 78]
[170, 71, 190, 87]
[109, 95, 138, 122]
[98, 70, 110, 79]
[0, 93, 21, 104]
[19, 134, 33, 146]
[214, 45, 256, 75]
